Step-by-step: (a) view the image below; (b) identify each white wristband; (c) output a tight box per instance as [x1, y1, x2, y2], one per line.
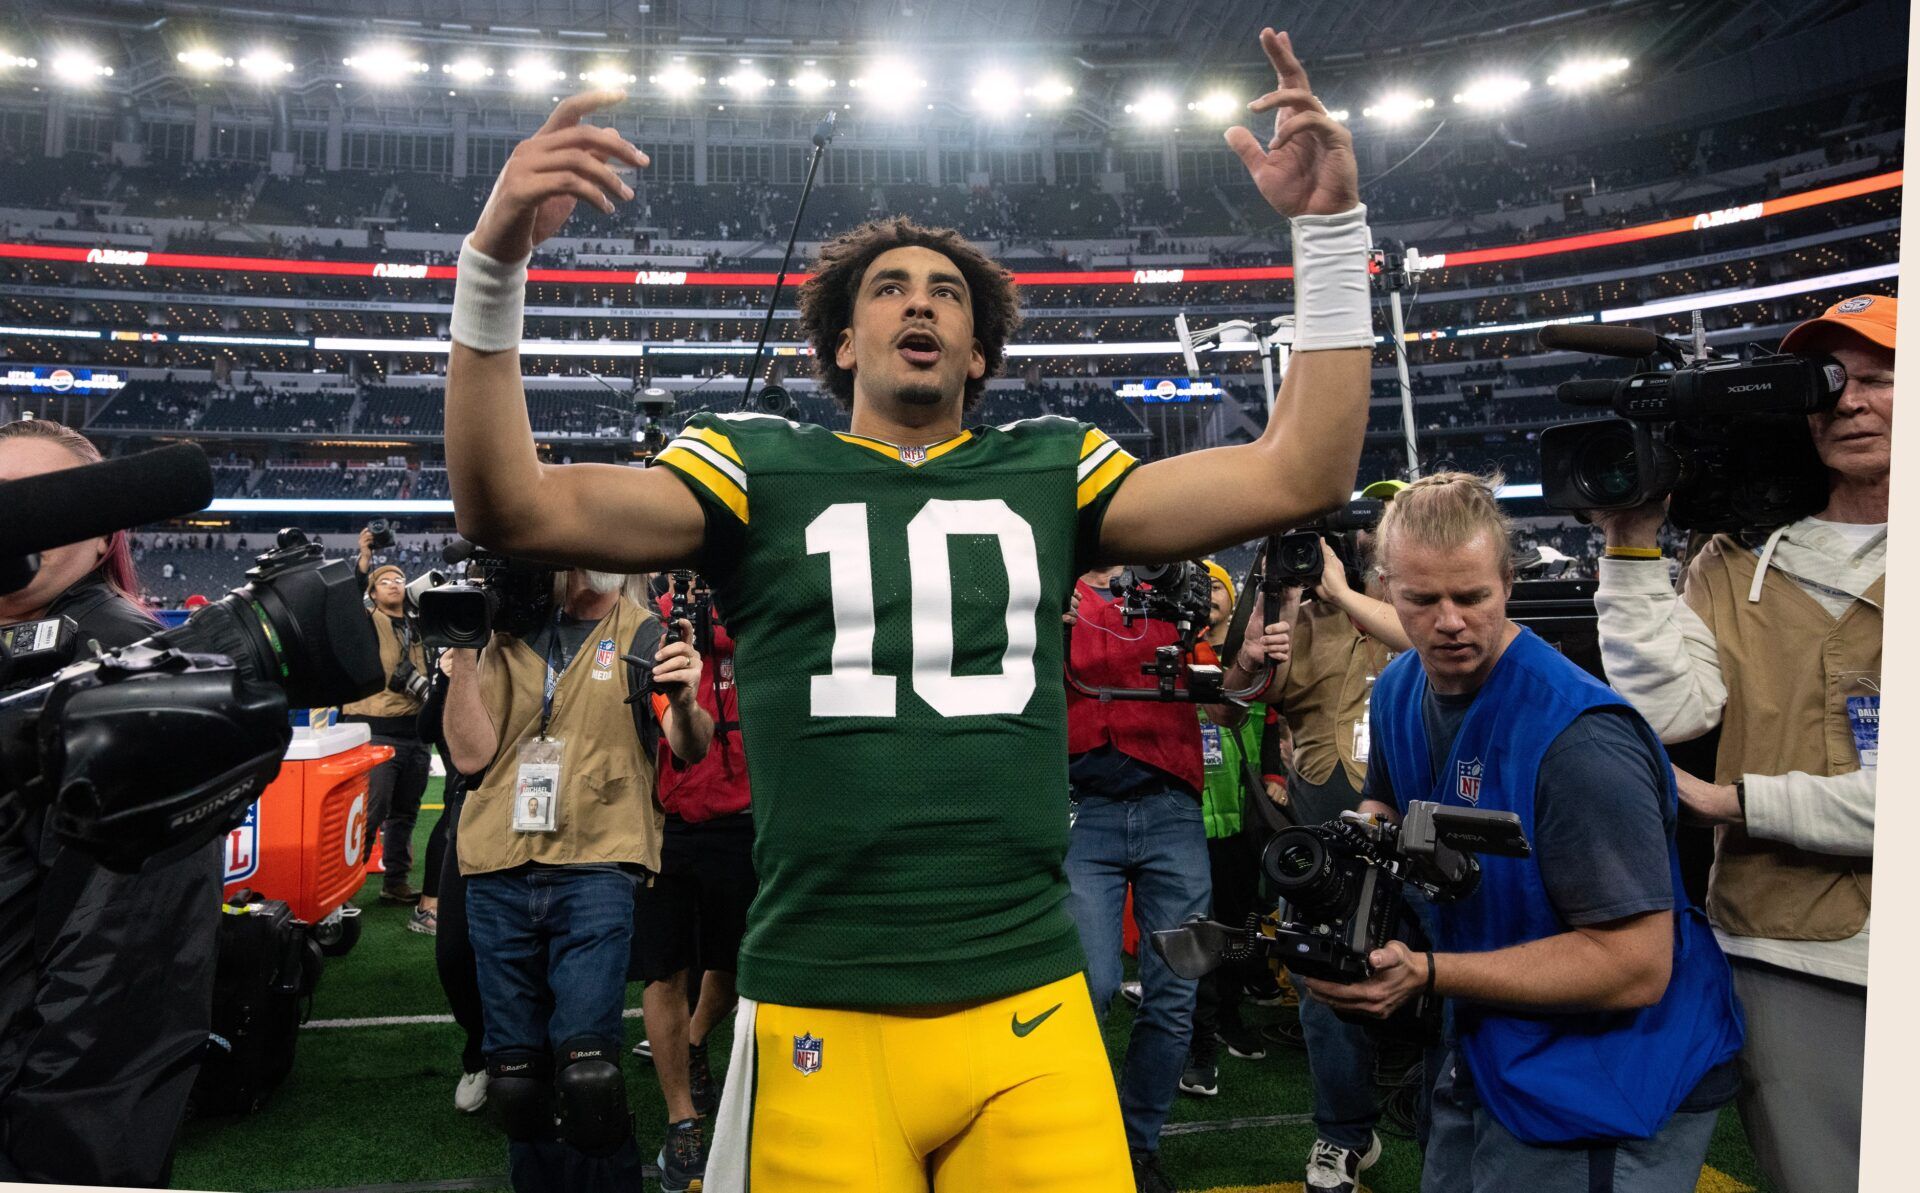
[449, 236, 529, 353]
[1289, 203, 1375, 352]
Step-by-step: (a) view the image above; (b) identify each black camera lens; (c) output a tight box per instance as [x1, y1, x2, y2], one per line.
[1572, 425, 1642, 505]
[1262, 826, 1355, 919]
[1277, 538, 1318, 573]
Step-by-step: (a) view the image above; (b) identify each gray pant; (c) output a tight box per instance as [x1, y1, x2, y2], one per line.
[1730, 958, 1865, 1193]
[1421, 1049, 1718, 1193]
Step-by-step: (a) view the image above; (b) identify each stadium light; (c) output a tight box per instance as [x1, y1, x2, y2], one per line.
[1026, 76, 1074, 105]
[345, 46, 428, 80]
[1327, 107, 1351, 122]
[651, 62, 703, 95]
[1454, 75, 1530, 109]
[1188, 91, 1239, 120]
[50, 49, 112, 84]
[239, 52, 294, 81]
[176, 48, 232, 73]
[442, 57, 492, 82]
[510, 55, 567, 90]
[581, 63, 638, 87]
[0, 49, 35, 71]
[720, 65, 771, 95]
[789, 68, 835, 94]
[970, 70, 1020, 116]
[851, 59, 926, 108]
[1548, 56, 1628, 89]
[1362, 92, 1435, 123]
[1125, 90, 1178, 125]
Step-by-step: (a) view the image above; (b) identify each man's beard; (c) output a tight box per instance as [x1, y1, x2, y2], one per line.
[584, 570, 627, 594]
[893, 381, 948, 407]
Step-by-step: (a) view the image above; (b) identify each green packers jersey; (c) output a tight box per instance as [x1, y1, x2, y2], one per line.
[656, 411, 1138, 1007]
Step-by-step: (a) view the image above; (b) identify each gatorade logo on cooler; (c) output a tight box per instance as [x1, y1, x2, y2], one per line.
[344, 792, 368, 869]
[225, 802, 260, 884]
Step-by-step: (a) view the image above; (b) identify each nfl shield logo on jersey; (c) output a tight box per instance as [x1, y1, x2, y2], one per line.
[792, 1032, 824, 1076]
[1457, 758, 1485, 805]
[899, 444, 928, 465]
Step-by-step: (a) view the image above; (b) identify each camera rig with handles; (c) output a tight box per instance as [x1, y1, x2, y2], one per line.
[1064, 557, 1276, 706]
[1151, 801, 1531, 996]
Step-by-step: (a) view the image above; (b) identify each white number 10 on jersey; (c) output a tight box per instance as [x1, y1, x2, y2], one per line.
[806, 499, 1042, 718]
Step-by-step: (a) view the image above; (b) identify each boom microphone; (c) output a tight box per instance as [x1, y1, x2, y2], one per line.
[1536, 323, 1667, 359]
[0, 442, 214, 558]
[811, 110, 838, 148]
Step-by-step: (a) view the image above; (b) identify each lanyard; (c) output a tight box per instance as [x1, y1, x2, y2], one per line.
[540, 609, 581, 741]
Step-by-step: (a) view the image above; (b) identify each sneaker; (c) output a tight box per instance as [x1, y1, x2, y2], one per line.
[688, 1036, 718, 1118]
[1216, 1022, 1268, 1060]
[1178, 1054, 1219, 1097]
[453, 1069, 489, 1114]
[379, 882, 421, 905]
[656, 1116, 706, 1193]
[1131, 1149, 1175, 1193]
[1263, 1017, 1307, 1049]
[1305, 1132, 1383, 1192]
[407, 907, 438, 936]
[1120, 980, 1143, 1008]
[631, 1037, 653, 1062]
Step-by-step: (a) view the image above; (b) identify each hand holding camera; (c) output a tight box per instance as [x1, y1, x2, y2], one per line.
[649, 619, 703, 708]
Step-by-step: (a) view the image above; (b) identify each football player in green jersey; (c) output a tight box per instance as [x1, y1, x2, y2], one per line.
[446, 26, 1370, 1193]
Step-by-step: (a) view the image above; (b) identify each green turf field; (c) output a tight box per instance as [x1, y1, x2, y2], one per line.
[171, 780, 1772, 1193]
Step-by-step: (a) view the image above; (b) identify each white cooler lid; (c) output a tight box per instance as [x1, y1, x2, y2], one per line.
[284, 720, 373, 761]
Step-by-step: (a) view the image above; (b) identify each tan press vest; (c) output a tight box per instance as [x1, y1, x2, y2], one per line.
[1279, 600, 1395, 790]
[457, 597, 666, 877]
[341, 610, 427, 719]
[1682, 534, 1879, 941]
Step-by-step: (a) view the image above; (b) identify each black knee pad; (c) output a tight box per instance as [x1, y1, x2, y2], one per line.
[552, 1036, 632, 1158]
[486, 1050, 554, 1142]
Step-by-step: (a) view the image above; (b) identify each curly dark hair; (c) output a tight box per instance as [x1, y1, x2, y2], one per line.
[798, 217, 1021, 411]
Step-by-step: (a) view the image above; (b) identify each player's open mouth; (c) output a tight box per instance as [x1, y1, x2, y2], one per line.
[897, 329, 942, 367]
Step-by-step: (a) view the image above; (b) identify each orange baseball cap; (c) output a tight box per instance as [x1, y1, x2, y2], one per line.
[1779, 293, 1897, 355]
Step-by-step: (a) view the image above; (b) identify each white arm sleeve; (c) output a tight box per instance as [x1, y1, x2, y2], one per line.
[1743, 768, 1876, 856]
[1594, 557, 1728, 744]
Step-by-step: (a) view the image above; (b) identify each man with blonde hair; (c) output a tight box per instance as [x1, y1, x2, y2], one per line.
[1308, 472, 1743, 1193]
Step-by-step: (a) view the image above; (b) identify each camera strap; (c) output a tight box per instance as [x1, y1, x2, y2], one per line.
[539, 608, 582, 741]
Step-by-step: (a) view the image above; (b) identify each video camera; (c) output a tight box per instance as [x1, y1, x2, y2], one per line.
[414, 539, 562, 650]
[1151, 802, 1530, 989]
[0, 530, 383, 870]
[1268, 499, 1385, 590]
[1536, 321, 1844, 531]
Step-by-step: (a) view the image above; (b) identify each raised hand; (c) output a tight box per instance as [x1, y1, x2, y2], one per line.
[470, 90, 650, 263]
[1225, 30, 1359, 219]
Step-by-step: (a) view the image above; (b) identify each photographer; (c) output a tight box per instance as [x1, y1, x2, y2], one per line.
[1064, 562, 1251, 1187]
[0, 418, 218, 1186]
[340, 562, 433, 905]
[629, 571, 755, 1192]
[1244, 487, 1407, 1192]
[1320, 473, 1743, 1193]
[1180, 561, 1278, 1100]
[1591, 294, 1893, 1192]
[442, 567, 710, 1193]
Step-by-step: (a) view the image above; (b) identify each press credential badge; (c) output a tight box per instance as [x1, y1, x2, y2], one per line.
[513, 736, 564, 833]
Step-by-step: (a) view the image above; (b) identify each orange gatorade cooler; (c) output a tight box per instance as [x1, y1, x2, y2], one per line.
[222, 722, 394, 956]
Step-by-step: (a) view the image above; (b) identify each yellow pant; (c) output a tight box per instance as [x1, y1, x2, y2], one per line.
[715, 972, 1132, 1192]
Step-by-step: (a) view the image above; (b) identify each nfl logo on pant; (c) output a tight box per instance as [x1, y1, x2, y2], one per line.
[792, 1032, 824, 1075]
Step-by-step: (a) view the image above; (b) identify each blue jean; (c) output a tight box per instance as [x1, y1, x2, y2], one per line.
[1297, 982, 1383, 1152]
[1065, 790, 1211, 1155]
[467, 865, 644, 1193]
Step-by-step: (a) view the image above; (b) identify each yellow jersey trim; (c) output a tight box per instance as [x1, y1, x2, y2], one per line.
[657, 447, 749, 523]
[1076, 450, 1135, 510]
[834, 430, 974, 467]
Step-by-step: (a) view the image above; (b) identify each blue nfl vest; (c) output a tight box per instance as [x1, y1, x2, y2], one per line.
[1371, 628, 1743, 1144]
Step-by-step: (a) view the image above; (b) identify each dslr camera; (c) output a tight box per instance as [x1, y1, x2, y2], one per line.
[414, 540, 562, 650]
[1269, 498, 1386, 590]
[0, 530, 383, 869]
[364, 518, 396, 551]
[1536, 321, 1845, 531]
[1152, 801, 1531, 986]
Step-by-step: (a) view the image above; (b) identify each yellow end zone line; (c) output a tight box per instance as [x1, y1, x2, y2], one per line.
[1194, 1168, 1751, 1193]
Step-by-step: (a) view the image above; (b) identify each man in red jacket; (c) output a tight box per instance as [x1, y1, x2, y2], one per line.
[631, 572, 756, 1193]
[1063, 565, 1255, 1187]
